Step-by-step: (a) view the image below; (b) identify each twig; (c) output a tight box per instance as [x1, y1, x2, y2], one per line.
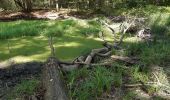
[118, 18, 136, 45]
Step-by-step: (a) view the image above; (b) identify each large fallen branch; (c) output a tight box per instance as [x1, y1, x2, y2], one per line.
[59, 47, 111, 70]
[58, 55, 138, 71]
[84, 47, 110, 67]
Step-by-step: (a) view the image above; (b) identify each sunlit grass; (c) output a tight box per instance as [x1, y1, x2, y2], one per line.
[0, 36, 103, 62]
[0, 19, 104, 62]
[0, 19, 102, 39]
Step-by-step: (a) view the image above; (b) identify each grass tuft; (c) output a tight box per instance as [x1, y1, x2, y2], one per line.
[66, 66, 115, 100]
[7, 79, 40, 100]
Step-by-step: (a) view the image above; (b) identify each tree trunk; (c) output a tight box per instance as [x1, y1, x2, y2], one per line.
[43, 57, 68, 100]
[14, 0, 32, 12]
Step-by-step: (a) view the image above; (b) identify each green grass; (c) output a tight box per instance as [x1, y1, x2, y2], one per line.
[15, 79, 40, 95]
[116, 5, 170, 67]
[0, 19, 102, 39]
[123, 91, 136, 100]
[0, 19, 103, 62]
[0, 20, 46, 39]
[66, 67, 115, 100]
[130, 65, 149, 83]
[0, 19, 78, 39]
[7, 79, 40, 100]
[0, 36, 103, 62]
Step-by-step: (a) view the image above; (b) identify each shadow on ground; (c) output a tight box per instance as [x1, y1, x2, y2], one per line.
[0, 36, 103, 62]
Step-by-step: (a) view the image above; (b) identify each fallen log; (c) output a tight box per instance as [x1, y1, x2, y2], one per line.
[43, 57, 68, 100]
[43, 36, 68, 100]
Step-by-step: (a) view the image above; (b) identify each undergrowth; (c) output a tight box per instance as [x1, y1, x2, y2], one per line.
[0, 19, 102, 39]
[66, 67, 115, 100]
[7, 79, 40, 100]
[44, 6, 170, 99]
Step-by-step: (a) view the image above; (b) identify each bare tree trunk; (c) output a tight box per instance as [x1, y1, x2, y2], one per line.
[14, 0, 32, 12]
[56, 0, 59, 11]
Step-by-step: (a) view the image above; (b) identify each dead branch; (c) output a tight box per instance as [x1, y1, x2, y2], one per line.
[99, 31, 107, 42]
[111, 55, 139, 64]
[60, 64, 80, 72]
[124, 81, 170, 88]
[99, 20, 115, 33]
[59, 61, 129, 71]
[117, 19, 136, 45]
[98, 20, 118, 43]
[124, 83, 150, 88]
[58, 55, 136, 71]
[96, 51, 112, 57]
[99, 17, 148, 46]
[84, 47, 110, 67]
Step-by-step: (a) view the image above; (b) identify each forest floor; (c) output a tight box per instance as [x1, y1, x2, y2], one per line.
[0, 5, 170, 100]
[0, 9, 100, 21]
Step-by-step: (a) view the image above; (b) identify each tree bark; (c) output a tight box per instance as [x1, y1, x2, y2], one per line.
[43, 57, 68, 100]
[14, 0, 32, 12]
